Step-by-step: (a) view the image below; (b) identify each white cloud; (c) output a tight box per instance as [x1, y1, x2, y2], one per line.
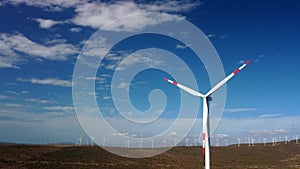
[0, 34, 22, 68]
[2, 1, 202, 31]
[4, 103, 23, 107]
[139, 1, 201, 12]
[35, 18, 63, 29]
[2, 0, 85, 11]
[206, 34, 215, 38]
[213, 133, 229, 139]
[0, 55, 21, 69]
[258, 114, 284, 119]
[72, 4, 183, 31]
[206, 34, 226, 40]
[17, 77, 72, 87]
[44, 106, 74, 111]
[117, 82, 129, 89]
[176, 43, 190, 49]
[103, 96, 111, 100]
[237, 60, 246, 64]
[0, 95, 9, 99]
[224, 108, 257, 113]
[0, 33, 78, 68]
[70, 27, 82, 32]
[247, 129, 289, 136]
[25, 98, 56, 104]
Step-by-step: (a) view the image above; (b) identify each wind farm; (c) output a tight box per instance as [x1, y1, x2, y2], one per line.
[1, 140, 299, 169]
[0, 0, 300, 169]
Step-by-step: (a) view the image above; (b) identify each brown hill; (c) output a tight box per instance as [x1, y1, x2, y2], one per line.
[0, 142, 299, 169]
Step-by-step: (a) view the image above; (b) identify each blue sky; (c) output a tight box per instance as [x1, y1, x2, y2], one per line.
[0, 0, 299, 147]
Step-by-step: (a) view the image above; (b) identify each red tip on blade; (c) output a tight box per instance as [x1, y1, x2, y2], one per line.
[233, 68, 240, 75]
[202, 133, 205, 140]
[246, 59, 252, 65]
[163, 77, 168, 81]
[202, 148, 205, 155]
[172, 81, 178, 86]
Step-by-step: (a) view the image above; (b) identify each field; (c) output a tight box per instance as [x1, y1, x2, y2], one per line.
[0, 142, 299, 169]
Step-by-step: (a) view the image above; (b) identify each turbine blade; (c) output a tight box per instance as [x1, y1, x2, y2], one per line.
[164, 78, 204, 97]
[205, 59, 252, 97]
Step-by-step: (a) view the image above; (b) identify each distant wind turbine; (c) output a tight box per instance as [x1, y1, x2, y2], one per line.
[163, 138, 166, 148]
[294, 135, 298, 144]
[185, 137, 190, 146]
[164, 60, 252, 169]
[237, 137, 240, 147]
[151, 139, 154, 148]
[77, 136, 82, 147]
[263, 138, 267, 146]
[102, 137, 106, 147]
[91, 137, 95, 146]
[139, 138, 143, 148]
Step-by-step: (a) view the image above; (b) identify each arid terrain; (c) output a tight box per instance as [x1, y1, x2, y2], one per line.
[0, 142, 299, 169]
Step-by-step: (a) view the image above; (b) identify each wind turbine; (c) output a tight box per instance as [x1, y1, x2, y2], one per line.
[263, 137, 267, 146]
[194, 135, 198, 146]
[185, 137, 190, 146]
[151, 139, 154, 148]
[90, 137, 95, 146]
[139, 138, 143, 148]
[163, 138, 167, 148]
[102, 137, 106, 147]
[294, 135, 298, 144]
[164, 60, 252, 169]
[77, 136, 82, 147]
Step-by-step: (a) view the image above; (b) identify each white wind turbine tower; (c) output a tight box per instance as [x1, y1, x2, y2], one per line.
[247, 137, 251, 147]
[185, 137, 190, 146]
[263, 137, 267, 146]
[272, 137, 275, 146]
[251, 137, 255, 146]
[90, 137, 95, 146]
[163, 138, 167, 148]
[77, 136, 82, 147]
[151, 139, 154, 148]
[164, 60, 252, 169]
[237, 137, 240, 147]
[194, 135, 198, 146]
[216, 138, 219, 147]
[139, 138, 143, 148]
[102, 137, 106, 147]
[294, 135, 298, 144]
[127, 139, 130, 148]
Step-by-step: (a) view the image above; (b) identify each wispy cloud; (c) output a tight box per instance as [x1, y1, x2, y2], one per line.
[70, 27, 82, 32]
[17, 77, 72, 87]
[224, 108, 257, 113]
[247, 129, 289, 136]
[258, 114, 284, 119]
[25, 98, 56, 104]
[0, 33, 78, 68]
[206, 34, 226, 39]
[44, 106, 74, 112]
[0, 95, 9, 99]
[176, 43, 191, 49]
[213, 133, 229, 139]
